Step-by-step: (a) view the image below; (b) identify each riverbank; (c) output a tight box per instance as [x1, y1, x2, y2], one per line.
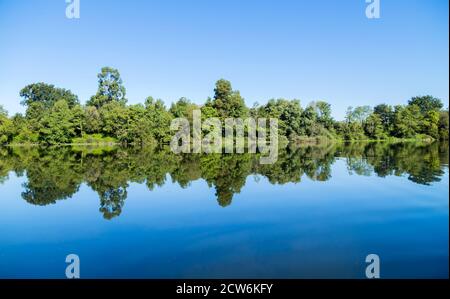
[2, 136, 441, 148]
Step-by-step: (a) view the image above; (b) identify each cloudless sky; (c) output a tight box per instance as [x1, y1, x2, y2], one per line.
[0, 0, 448, 120]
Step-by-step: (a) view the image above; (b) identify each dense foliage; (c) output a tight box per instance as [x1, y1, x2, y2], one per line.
[0, 142, 447, 218]
[0, 67, 448, 145]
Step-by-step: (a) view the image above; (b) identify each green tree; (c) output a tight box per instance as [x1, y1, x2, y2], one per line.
[314, 101, 333, 130]
[71, 105, 84, 137]
[0, 106, 13, 144]
[421, 110, 440, 139]
[364, 114, 386, 139]
[99, 101, 129, 139]
[408, 95, 443, 114]
[300, 105, 319, 136]
[438, 110, 449, 140]
[19, 84, 79, 142]
[24, 102, 47, 132]
[258, 99, 303, 138]
[373, 104, 394, 134]
[353, 106, 372, 125]
[39, 100, 77, 144]
[124, 104, 155, 145]
[201, 104, 220, 119]
[144, 97, 173, 143]
[20, 83, 79, 109]
[170, 98, 197, 117]
[84, 106, 102, 134]
[208, 79, 248, 119]
[339, 106, 367, 140]
[393, 105, 421, 138]
[406, 96, 443, 139]
[87, 67, 127, 109]
[10, 113, 38, 144]
[10, 76, 449, 145]
[336, 121, 365, 140]
[169, 97, 199, 125]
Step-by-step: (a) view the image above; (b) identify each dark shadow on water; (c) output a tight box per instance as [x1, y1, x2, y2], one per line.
[0, 141, 448, 219]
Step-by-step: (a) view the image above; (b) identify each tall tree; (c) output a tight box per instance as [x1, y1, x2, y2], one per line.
[408, 95, 443, 114]
[373, 104, 394, 134]
[438, 110, 449, 140]
[20, 83, 79, 109]
[353, 106, 372, 125]
[209, 79, 248, 119]
[39, 100, 77, 144]
[259, 99, 302, 137]
[393, 105, 421, 138]
[169, 97, 199, 122]
[341, 106, 367, 139]
[314, 101, 333, 129]
[421, 110, 440, 139]
[301, 105, 320, 136]
[99, 101, 129, 139]
[87, 67, 127, 109]
[144, 96, 173, 143]
[364, 114, 386, 139]
[125, 104, 154, 145]
[0, 106, 13, 144]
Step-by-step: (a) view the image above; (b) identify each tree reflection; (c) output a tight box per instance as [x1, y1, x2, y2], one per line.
[0, 141, 447, 219]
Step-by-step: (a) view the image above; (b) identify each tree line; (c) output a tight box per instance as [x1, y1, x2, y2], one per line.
[0, 67, 448, 145]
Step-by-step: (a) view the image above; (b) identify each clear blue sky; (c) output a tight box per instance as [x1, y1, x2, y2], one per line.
[0, 0, 448, 120]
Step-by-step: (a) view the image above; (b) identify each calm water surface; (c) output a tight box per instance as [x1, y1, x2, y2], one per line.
[0, 142, 448, 278]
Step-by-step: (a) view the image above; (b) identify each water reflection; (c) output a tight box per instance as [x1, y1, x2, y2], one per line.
[0, 141, 448, 219]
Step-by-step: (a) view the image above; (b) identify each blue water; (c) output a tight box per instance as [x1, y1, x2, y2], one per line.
[0, 144, 448, 278]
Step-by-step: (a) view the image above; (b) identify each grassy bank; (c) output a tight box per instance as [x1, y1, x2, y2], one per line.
[3, 135, 441, 148]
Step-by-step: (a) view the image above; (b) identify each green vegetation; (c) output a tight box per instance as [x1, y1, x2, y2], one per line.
[72, 134, 117, 145]
[0, 142, 447, 218]
[0, 67, 448, 146]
